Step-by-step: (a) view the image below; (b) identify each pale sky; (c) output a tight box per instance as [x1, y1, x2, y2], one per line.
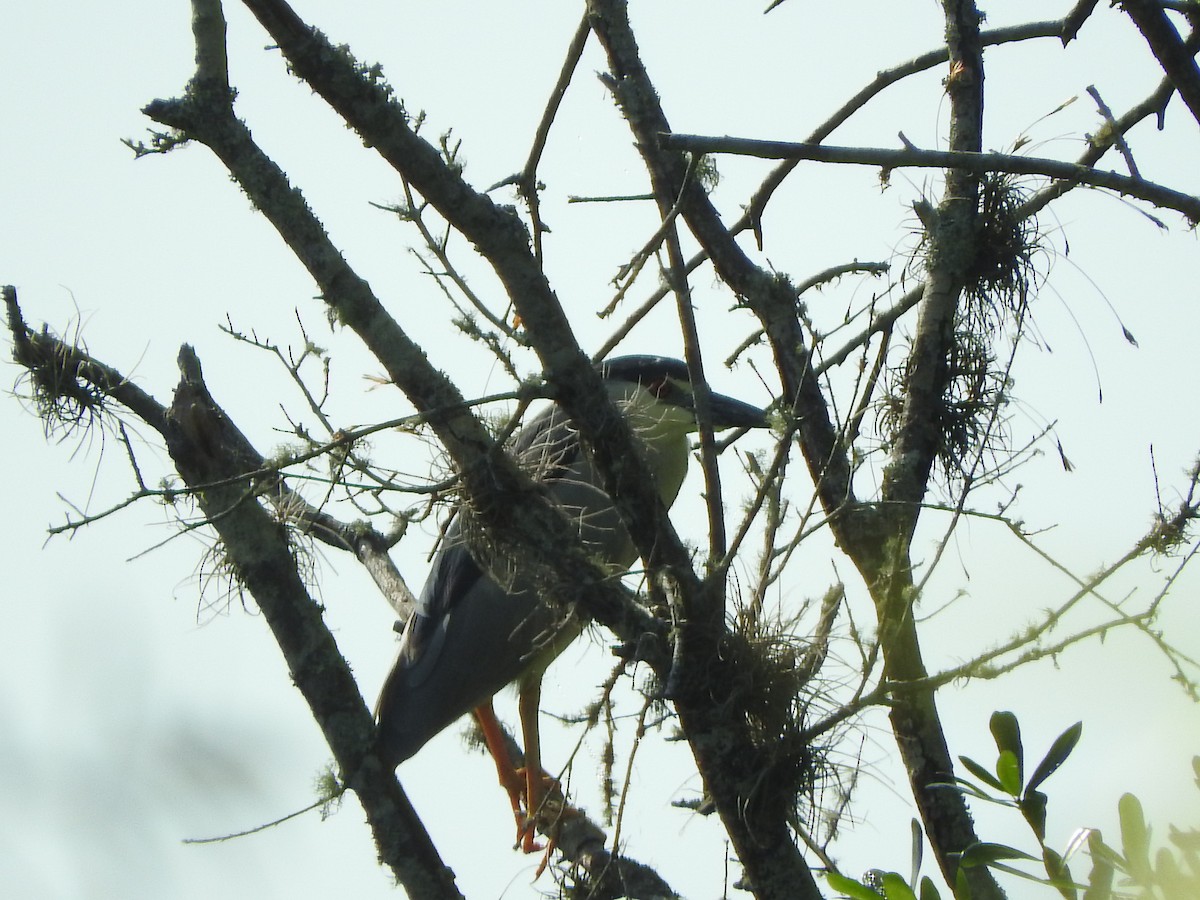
[2, 2, 1198, 898]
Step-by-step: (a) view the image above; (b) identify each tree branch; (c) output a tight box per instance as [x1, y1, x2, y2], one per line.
[740, 18, 1067, 244]
[132, 3, 721, 888]
[658, 134, 1200, 224]
[1121, 0, 1200, 130]
[872, 3, 1003, 894]
[165, 344, 462, 899]
[230, 0, 698, 592]
[1061, 0, 1101, 46]
[7, 279, 461, 898]
[515, 10, 593, 265]
[586, 2, 837, 897]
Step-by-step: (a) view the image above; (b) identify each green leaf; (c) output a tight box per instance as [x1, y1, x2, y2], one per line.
[1042, 845, 1077, 900]
[958, 755, 1005, 793]
[880, 872, 917, 900]
[826, 871, 885, 900]
[919, 876, 942, 900]
[1027, 721, 1083, 793]
[910, 818, 924, 889]
[1085, 830, 1127, 873]
[1155, 846, 1183, 894]
[959, 842, 1039, 868]
[1019, 789, 1048, 842]
[996, 749, 1023, 796]
[1118, 792, 1147, 883]
[989, 711, 1024, 789]
[1118, 793, 1152, 884]
[1168, 823, 1200, 856]
[953, 866, 972, 900]
[1083, 830, 1117, 900]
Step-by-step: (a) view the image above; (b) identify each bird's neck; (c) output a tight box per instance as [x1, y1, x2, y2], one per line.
[619, 395, 693, 507]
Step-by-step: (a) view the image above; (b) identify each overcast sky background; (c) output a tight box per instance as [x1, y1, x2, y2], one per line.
[2, 2, 1198, 898]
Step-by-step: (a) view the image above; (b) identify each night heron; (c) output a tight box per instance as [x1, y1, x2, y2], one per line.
[376, 355, 767, 849]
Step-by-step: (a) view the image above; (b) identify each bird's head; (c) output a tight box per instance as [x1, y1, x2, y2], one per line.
[596, 355, 768, 436]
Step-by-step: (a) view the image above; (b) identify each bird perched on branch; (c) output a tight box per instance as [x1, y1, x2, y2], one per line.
[376, 355, 766, 851]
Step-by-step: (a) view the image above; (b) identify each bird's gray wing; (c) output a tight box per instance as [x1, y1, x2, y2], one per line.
[510, 405, 581, 483]
[392, 406, 574, 683]
[392, 534, 484, 686]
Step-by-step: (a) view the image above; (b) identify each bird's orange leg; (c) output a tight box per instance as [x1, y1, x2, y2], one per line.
[472, 689, 576, 867]
[517, 680, 554, 827]
[472, 701, 542, 850]
[517, 680, 576, 873]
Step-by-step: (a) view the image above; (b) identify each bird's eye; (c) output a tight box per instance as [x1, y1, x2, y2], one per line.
[645, 377, 670, 398]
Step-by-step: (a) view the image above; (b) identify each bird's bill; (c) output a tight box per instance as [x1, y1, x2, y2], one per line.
[705, 392, 768, 429]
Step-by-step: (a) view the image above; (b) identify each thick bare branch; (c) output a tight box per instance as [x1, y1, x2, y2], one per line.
[165, 346, 461, 899]
[586, 3, 833, 897]
[870, 4, 1004, 896]
[7, 284, 460, 898]
[230, 0, 707, 655]
[1121, 0, 1200, 129]
[588, 0, 866, 552]
[142, 52, 667, 658]
[1062, 0, 1102, 45]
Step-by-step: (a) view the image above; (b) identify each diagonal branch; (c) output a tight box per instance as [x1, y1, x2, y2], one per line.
[1121, 0, 1200, 130]
[1062, 0, 1102, 46]
[588, 0, 863, 549]
[166, 345, 461, 900]
[6, 279, 461, 899]
[139, 0, 681, 886]
[516, 11, 592, 264]
[10, 281, 682, 893]
[142, 37, 665, 656]
[140, 5, 775, 892]
[231, 0, 704, 647]
[586, 3, 836, 898]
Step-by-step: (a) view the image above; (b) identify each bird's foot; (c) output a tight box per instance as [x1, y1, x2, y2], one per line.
[511, 768, 557, 853]
[513, 770, 579, 860]
[518, 786, 584, 878]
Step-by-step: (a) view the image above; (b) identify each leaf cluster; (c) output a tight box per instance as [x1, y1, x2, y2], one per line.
[827, 712, 1200, 900]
